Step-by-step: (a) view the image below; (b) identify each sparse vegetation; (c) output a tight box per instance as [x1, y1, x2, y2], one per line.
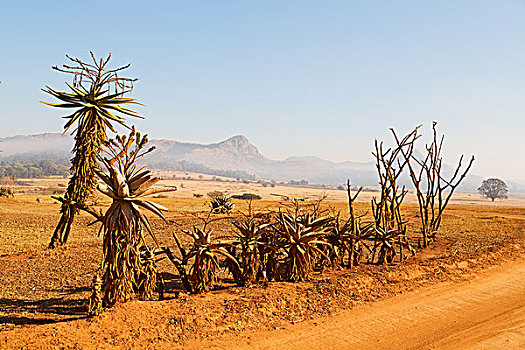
[40, 185, 65, 195]
[3, 60, 490, 349]
[0, 120, 479, 323]
[1, 194, 524, 348]
[148, 125, 475, 296]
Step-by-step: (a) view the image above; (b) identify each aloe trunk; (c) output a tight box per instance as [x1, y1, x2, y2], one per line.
[50, 112, 106, 247]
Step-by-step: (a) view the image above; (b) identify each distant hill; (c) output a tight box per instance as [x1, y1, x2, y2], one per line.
[0, 133, 73, 156]
[0, 133, 378, 185]
[146, 135, 379, 185]
[1, 132, 524, 193]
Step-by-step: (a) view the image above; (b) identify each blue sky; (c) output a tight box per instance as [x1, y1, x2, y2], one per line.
[1, 1, 524, 181]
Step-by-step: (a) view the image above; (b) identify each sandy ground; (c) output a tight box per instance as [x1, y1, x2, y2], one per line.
[1, 179, 524, 349]
[205, 258, 525, 350]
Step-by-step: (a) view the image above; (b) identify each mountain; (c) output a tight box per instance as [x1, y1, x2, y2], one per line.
[0, 133, 73, 156]
[1, 132, 523, 192]
[150, 135, 265, 172]
[0, 133, 376, 184]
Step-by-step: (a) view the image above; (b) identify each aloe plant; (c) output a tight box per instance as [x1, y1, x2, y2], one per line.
[183, 226, 239, 293]
[43, 52, 143, 248]
[231, 212, 272, 285]
[165, 218, 239, 294]
[89, 129, 176, 312]
[210, 195, 234, 213]
[272, 212, 333, 281]
[369, 226, 414, 265]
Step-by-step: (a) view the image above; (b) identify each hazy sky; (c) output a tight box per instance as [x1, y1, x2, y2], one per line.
[1, 1, 524, 181]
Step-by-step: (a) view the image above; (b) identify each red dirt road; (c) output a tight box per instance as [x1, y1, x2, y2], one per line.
[2, 258, 524, 349]
[205, 258, 525, 350]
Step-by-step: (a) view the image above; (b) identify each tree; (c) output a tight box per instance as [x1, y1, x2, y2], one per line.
[43, 53, 142, 248]
[392, 122, 474, 247]
[478, 178, 508, 202]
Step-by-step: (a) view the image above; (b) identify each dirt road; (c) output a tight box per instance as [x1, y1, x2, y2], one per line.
[205, 259, 525, 350]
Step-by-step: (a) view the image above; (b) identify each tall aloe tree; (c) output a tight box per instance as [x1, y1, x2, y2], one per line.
[42, 53, 142, 248]
[88, 129, 176, 312]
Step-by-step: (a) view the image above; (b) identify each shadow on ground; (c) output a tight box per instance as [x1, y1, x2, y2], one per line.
[0, 295, 88, 326]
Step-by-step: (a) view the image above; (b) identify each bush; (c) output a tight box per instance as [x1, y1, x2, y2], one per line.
[40, 186, 65, 195]
[210, 196, 234, 213]
[231, 193, 262, 200]
[0, 187, 14, 198]
[207, 190, 224, 199]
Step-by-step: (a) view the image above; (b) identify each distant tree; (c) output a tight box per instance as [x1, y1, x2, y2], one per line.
[478, 178, 508, 202]
[207, 190, 225, 199]
[231, 193, 261, 200]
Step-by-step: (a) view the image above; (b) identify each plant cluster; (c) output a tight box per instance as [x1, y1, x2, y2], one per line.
[161, 124, 474, 295]
[165, 195, 364, 292]
[0, 186, 14, 197]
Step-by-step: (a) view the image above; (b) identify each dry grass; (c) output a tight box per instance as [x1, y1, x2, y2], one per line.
[11, 174, 525, 206]
[1, 192, 523, 256]
[0, 188, 524, 336]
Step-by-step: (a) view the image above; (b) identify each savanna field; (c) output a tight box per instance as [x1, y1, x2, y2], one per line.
[3, 2, 525, 348]
[1, 183, 523, 349]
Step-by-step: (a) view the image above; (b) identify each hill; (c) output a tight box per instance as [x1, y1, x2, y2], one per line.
[2, 132, 524, 192]
[0, 133, 377, 185]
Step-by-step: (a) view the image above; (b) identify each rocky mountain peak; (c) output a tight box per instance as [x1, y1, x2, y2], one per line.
[214, 135, 262, 158]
